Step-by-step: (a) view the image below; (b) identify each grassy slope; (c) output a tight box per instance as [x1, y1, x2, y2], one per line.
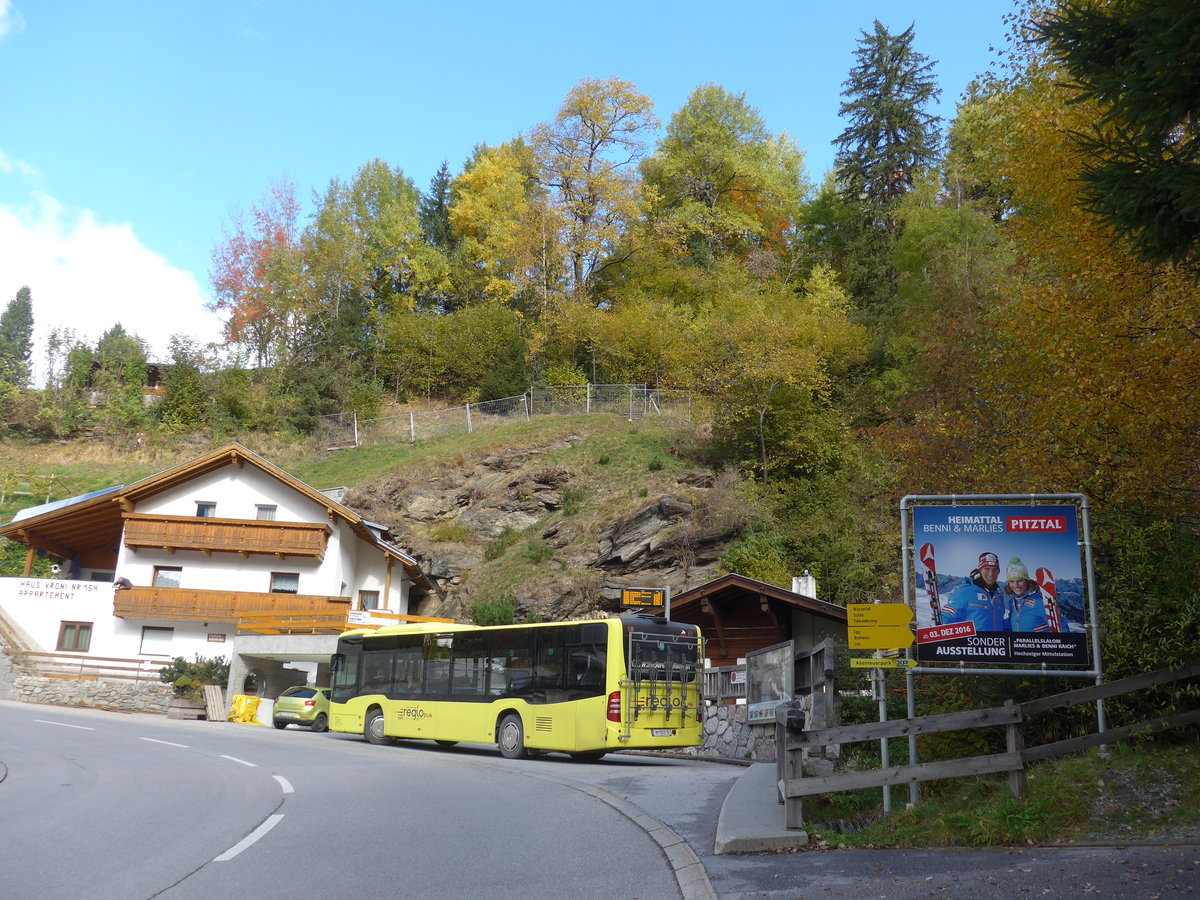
[801, 742, 1200, 848]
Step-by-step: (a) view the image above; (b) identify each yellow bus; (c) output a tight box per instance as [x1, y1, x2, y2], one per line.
[328, 614, 704, 760]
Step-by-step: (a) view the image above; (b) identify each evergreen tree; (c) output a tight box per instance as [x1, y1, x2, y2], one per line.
[833, 20, 941, 228]
[830, 21, 942, 314]
[419, 160, 456, 253]
[0, 286, 34, 388]
[1036, 0, 1200, 266]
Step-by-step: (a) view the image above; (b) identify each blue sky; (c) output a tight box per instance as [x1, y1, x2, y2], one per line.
[0, 0, 1017, 378]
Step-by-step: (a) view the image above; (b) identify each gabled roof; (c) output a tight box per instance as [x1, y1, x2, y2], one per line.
[671, 572, 848, 623]
[669, 573, 847, 665]
[0, 442, 430, 589]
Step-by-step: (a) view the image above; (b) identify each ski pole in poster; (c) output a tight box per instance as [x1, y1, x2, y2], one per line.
[919, 542, 943, 627]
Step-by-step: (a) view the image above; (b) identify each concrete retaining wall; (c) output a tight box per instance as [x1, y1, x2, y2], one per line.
[8, 675, 173, 713]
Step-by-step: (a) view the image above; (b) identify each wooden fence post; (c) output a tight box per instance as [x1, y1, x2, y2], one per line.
[1005, 698, 1028, 798]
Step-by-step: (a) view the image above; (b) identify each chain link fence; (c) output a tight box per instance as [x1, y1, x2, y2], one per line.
[317, 385, 693, 450]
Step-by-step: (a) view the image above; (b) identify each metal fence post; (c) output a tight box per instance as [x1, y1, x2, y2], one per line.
[466, 403, 473, 434]
[409, 412, 415, 443]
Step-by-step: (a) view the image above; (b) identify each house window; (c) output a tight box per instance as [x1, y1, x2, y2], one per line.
[153, 566, 182, 588]
[196, 502, 216, 518]
[256, 505, 277, 521]
[359, 590, 380, 611]
[140, 626, 174, 656]
[57, 621, 93, 652]
[89, 570, 116, 582]
[270, 572, 299, 594]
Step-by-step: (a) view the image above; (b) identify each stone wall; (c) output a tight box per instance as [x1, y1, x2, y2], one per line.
[9, 675, 174, 714]
[675, 703, 777, 762]
[0, 649, 16, 701]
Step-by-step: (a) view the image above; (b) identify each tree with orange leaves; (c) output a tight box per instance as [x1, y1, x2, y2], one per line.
[209, 177, 304, 368]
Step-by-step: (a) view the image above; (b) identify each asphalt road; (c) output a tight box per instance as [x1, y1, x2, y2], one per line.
[2, 700, 1197, 899]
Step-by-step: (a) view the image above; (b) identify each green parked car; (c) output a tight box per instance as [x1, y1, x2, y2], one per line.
[272, 685, 330, 732]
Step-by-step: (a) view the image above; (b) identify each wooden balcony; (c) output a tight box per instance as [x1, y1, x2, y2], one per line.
[114, 584, 351, 625]
[122, 514, 331, 560]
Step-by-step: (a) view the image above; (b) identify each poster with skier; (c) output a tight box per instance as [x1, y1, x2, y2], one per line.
[910, 503, 1089, 666]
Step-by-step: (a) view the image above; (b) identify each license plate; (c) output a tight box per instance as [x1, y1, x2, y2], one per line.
[278, 712, 297, 718]
[651, 729, 673, 737]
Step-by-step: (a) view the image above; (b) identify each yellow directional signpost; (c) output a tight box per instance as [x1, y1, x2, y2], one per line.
[847, 603, 915, 650]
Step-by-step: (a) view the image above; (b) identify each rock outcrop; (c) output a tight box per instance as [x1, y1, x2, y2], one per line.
[341, 444, 735, 621]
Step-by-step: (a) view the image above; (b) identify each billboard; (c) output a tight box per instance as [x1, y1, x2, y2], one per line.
[746, 640, 794, 723]
[910, 503, 1090, 666]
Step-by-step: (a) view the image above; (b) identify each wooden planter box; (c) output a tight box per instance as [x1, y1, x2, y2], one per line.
[167, 697, 207, 720]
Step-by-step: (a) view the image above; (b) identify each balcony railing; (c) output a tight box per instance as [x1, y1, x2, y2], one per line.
[114, 585, 351, 623]
[237, 610, 456, 635]
[122, 514, 331, 560]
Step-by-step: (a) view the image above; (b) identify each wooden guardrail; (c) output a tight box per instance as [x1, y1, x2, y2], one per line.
[703, 664, 746, 704]
[6, 650, 166, 682]
[236, 610, 455, 634]
[777, 658, 1200, 828]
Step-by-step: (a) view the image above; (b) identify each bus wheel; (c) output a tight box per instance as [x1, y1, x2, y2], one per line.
[364, 709, 390, 745]
[311, 713, 328, 733]
[497, 714, 528, 760]
[570, 751, 606, 762]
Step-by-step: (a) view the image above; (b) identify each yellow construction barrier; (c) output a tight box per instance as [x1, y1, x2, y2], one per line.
[228, 694, 264, 725]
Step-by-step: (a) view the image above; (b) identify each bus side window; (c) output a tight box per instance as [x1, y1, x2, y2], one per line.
[534, 629, 567, 702]
[451, 632, 488, 700]
[567, 644, 606, 696]
[422, 634, 453, 697]
[362, 648, 394, 696]
[391, 643, 422, 696]
[488, 628, 533, 698]
[330, 652, 359, 703]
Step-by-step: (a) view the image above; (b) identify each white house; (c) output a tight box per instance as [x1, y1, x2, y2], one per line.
[0, 443, 435, 706]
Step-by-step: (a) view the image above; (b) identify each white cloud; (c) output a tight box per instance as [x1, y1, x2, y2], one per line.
[0, 1, 26, 40]
[0, 189, 227, 386]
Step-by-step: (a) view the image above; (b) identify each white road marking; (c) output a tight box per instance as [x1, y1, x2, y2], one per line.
[214, 814, 284, 861]
[220, 754, 257, 767]
[273, 775, 294, 793]
[35, 720, 93, 730]
[140, 737, 189, 748]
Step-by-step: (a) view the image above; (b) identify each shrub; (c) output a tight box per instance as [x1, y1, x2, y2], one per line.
[431, 521, 471, 543]
[468, 596, 517, 625]
[159, 655, 230, 699]
[523, 540, 553, 564]
[484, 526, 520, 560]
[562, 487, 585, 516]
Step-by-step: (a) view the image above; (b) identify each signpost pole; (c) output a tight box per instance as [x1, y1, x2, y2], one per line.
[906, 666, 919, 807]
[901, 502, 920, 807]
[877, 660, 892, 816]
